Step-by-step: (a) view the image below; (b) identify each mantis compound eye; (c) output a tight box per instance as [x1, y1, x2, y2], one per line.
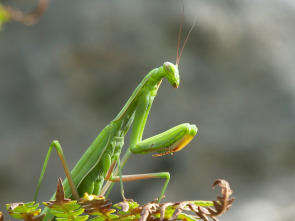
[165, 63, 172, 73]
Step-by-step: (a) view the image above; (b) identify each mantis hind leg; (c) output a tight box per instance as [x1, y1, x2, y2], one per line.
[108, 171, 170, 203]
[34, 140, 79, 201]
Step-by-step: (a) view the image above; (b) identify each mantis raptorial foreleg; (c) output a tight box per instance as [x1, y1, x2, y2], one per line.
[106, 123, 196, 201]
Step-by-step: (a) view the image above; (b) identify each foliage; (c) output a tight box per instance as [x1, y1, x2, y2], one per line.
[4, 178, 234, 221]
[79, 193, 118, 220]
[0, 0, 48, 29]
[43, 178, 88, 221]
[0, 4, 10, 30]
[6, 202, 44, 221]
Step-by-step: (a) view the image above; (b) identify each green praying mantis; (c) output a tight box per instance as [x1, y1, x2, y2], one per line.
[33, 17, 197, 221]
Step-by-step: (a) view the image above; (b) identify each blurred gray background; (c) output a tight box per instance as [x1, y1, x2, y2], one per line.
[1, 0, 295, 220]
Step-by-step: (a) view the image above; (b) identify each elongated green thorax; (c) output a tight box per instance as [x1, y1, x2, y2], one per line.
[113, 62, 180, 122]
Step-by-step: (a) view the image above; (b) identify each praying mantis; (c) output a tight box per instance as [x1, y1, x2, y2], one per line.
[33, 17, 197, 221]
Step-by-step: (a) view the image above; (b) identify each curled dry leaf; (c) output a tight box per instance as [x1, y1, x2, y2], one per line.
[138, 179, 234, 221]
[117, 200, 130, 212]
[210, 179, 235, 216]
[139, 203, 159, 221]
[188, 179, 235, 221]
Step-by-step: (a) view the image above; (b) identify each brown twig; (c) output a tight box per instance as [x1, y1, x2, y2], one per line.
[5, 0, 48, 25]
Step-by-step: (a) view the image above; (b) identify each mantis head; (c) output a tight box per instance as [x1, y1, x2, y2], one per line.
[163, 11, 195, 90]
[161, 11, 195, 89]
[163, 62, 179, 88]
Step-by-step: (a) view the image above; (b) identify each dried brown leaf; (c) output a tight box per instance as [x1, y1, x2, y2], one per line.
[117, 200, 129, 212]
[46, 177, 71, 207]
[0, 211, 3, 221]
[170, 201, 189, 220]
[55, 177, 65, 202]
[211, 179, 235, 216]
[139, 203, 159, 221]
[79, 194, 115, 216]
[176, 179, 235, 221]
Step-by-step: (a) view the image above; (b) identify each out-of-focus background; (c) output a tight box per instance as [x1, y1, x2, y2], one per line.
[1, 0, 295, 220]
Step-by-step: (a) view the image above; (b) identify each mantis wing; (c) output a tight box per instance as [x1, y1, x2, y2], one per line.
[61, 126, 111, 198]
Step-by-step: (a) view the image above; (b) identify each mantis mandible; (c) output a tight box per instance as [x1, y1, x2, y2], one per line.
[34, 17, 197, 221]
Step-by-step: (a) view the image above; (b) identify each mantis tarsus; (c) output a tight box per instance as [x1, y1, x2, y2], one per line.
[34, 18, 197, 221]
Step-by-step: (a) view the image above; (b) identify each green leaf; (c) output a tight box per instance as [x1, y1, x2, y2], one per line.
[192, 200, 215, 207]
[177, 213, 198, 221]
[6, 202, 42, 220]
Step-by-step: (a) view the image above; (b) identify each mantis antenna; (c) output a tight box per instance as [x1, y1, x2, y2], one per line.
[176, 8, 196, 66]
